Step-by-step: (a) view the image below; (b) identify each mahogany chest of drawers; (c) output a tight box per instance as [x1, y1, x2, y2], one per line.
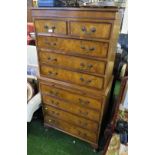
[32, 7, 120, 149]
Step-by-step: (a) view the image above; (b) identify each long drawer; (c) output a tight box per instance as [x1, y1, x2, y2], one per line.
[69, 21, 112, 40]
[44, 115, 97, 143]
[43, 104, 98, 132]
[39, 51, 106, 75]
[40, 65, 104, 89]
[40, 83, 102, 111]
[37, 36, 109, 58]
[42, 95, 100, 122]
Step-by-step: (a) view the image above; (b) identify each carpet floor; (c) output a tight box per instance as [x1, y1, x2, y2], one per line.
[28, 119, 102, 155]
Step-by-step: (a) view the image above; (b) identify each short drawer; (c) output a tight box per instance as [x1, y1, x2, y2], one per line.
[37, 36, 109, 58]
[42, 95, 100, 122]
[40, 83, 101, 111]
[43, 104, 98, 132]
[39, 51, 106, 75]
[35, 19, 67, 35]
[69, 21, 112, 40]
[40, 65, 104, 89]
[44, 115, 97, 143]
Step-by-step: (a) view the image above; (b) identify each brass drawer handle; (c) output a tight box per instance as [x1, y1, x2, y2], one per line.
[80, 63, 85, 68]
[48, 71, 58, 76]
[45, 107, 48, 110]
[45, 42, 57, 46]
[79, 110, 88, 116]
[81, 26, 86, 32]
[80, 77, 92, 85]
[90, 27, 96, 33]
[50, 100, 59, 106]
[80, 63, 93, 70]
[44, 25, 49, 29]
[47, 57, 57, 62]
[80, 45, 95, 52]
[89, 47, 95, 51]
[81, 26, 96, 34]
[51, 25, 56, 30]
[49, 90, 59, 96]
[78, 98, 90, 105]
[87, 64, 93, 69]
[80, 77, 84, 82]
[44, 25, 56, 33]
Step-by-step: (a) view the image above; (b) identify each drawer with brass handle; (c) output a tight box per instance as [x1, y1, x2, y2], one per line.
[34, 19, 67, 35]
[39, 51, 106, 75]
[43, 104, 98, 132]
[69, 21, 112, 40]
[37, 36, 109, 58]
[40, 65, 104, 89]
[42, 95, 100, 122]
[40, 83, 102, 110]
[44, 115, 97, 143]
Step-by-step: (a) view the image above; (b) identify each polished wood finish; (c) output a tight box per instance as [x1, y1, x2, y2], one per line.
[32, 7, 120, 149]
[42, 95, 100, 122]
[37, 36, 109, 58]
[44, 115, 97, 143]
[69, 21, 112, 39]
[40, 83, 102, 111]
[40, 65, 104, 89]
[39, 51, 106, 75]
[43, 104, 99, 132]
[35, 19, 67, 35]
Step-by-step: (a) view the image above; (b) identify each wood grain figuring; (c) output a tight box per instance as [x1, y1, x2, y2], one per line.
[43, 104, 99, 132]
[44, 115, 97, 143]
[32, 7, 120, 149]
[40, 65, 104, 89]
[31, 8, 118, 20]
[40, 83, 102, 111]
[69, 21, 112, 39]
[39, 51, 106, 75]
[35, 19, 67, 35]
[42, 95, 100, 122]
[37, 36, 109, 58]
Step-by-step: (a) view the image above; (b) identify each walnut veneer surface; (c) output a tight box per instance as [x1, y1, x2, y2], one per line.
[32, 7, 120, 149]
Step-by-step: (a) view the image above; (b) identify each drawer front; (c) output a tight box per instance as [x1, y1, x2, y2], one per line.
[44, 115, 97, 143]
[69, 21, 112, 39]
[37, 36, 109, 58]
[39, 51, 106, 75]
[40, 84, 101, 110]
[35, 19, 67, 35]
[43, 104, 98, 132]
[42, 95, 100, 122]
[40, 65, 104, 89]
